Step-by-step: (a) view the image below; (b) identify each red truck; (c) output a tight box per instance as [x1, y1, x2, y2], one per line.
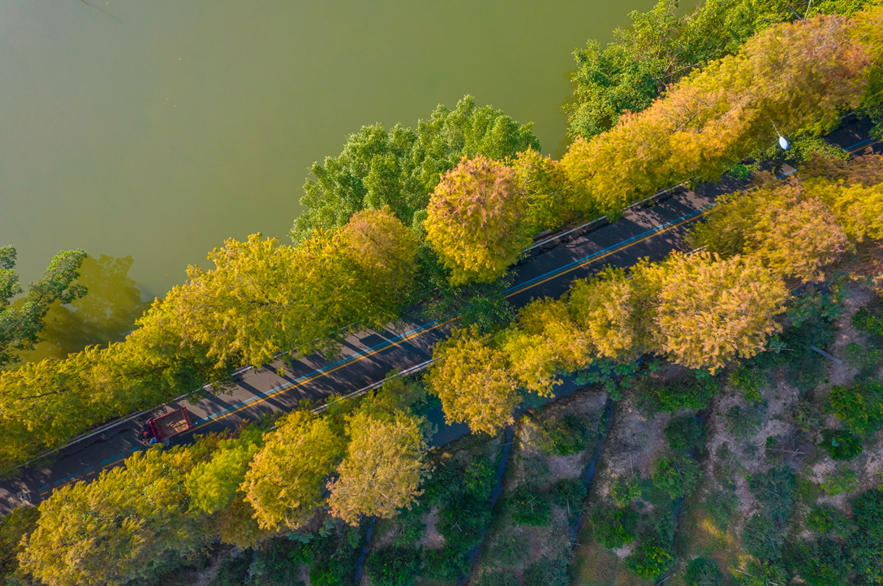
[143, 408, 193, 444]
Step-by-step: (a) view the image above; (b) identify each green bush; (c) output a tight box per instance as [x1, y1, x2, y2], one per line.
[609, 473, 641, 508]
[743, 514, 787, 562]
[509, 484, 551, 527]
[487, 530, 530, 568]
[535, 413, 594, 456]
[591, 506, 636, 549]
[847, 490, 883, 584]
[783, 538, 847, 586]
[651, 455, 700, 499]
[725, 402, 765, 438]
[790, 398, 824, 434]
[684, 557, 723, 586]
[424, 547, 471, 582]
[853, 307, 883, 338]
[474, 569, 518, 586]
[728, 366, 765, 402]
[820, 429, 863, 461]
[664, 416, 706, 453]
[523, 556, 569, 586]
[625, 533, 674, 579]
[438, 493, 489, 552]
[390, 504, 427, 548]
[365, 547, 422, 586]
[208, 554, 252, 586]
[748, 467, 796, 520]
[636, 371, 719, 414]
[463, 455, 496, 501]
[820, 466, 857, 496]
[551, 478, 586, 516]
[827, 382, 883, 435]
[807, 505, 853, 538]
[705, 488, 738, 532]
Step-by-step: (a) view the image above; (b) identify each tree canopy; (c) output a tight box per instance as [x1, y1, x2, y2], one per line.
[290, 96, 540, 244]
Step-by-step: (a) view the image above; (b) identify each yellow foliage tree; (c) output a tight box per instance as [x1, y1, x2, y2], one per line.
[327, 410, 427, 525]
[242, 411, 345, 531]
[645, 252, 789, 373]
[689, 180, 849, 282]
[561, 12, 873, 215]
[425, 155, 530, 285]
[426, 326, 520, 435]
[804, 179, 883, 243]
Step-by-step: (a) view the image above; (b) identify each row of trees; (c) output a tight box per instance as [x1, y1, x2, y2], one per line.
[566, 0, 878, 139]
[427, 153, 883, 435]
[13, 377, 428, 586]
[0, 208, 418, 472]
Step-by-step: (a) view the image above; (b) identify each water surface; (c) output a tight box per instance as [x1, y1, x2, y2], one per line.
[1, 0, 679, 300]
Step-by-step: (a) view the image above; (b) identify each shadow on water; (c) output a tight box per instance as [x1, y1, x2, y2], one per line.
[11, 254, 150, 364]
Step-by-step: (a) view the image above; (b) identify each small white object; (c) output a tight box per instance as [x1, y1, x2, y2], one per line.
[778, 135, 789, 150]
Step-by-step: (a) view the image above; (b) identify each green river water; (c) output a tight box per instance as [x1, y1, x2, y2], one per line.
[0, 0, 688, 358]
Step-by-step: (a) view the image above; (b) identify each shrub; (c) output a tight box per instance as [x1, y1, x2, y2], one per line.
[424, 547, 471, 582]
[853, 307, 883, 338]
[827, 382, 883, 435]
[365, 547, 422, 586]
[847, 490, 883, 584]
[820, 429, 863, 461]
[748, 468, 796, 520]
[783, 538, 847, 586]
[488, 530, 530, 568]
[551, 478, 587, 516]
[523, 556, 569, 586]
[535, 413, 594, 456]
[743, 515, 787, 561]
[208, 554, 252, 586]
[790, 398, 823, 434]
[651, 455, 700, 499]
[664, 416, 706, 453]
[705, 489, 738, 532]
[625, 534, 674, 579]
[463, 455, 497, 501]
[728, 366, 765, 402]
[636, 371, 719, 414]
[820, 466, 857, 496]
[609, 473, 641, 508]
[725, 402, 765, 438]
[591, 506, 636, 549]
[474, 569, 518, 586]
[509, 484, 551, 527]
[807, 505, 853, 538]
[684, 557, 723, 586]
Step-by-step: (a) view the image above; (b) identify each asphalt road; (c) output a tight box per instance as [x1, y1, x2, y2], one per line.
[0, 117, 876, 513]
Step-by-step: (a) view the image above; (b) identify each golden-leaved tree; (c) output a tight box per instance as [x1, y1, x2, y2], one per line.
[568, 267, 654, 361]
[242, 411, 345, 531]
[327, 410, 427, 525]
[510, 147, 574, 234]
[20, 441, 218, 586]
[561, 11, 875, 215]
[425, 155, 531, 285]
[643, 252, 789, 373]
[426, 326, 520, 435]
[688, 180, 849, 282]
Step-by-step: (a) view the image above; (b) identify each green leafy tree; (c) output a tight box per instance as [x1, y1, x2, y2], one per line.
[291, 96, 539, 243]
[427, 326, 520, 435]
[185, 426, 265, 514]
[425, 155, 530, 285]
[826, 382, 883, 435]
[0, 246, 87, 368]
[243, 411, 346, 531]
[783, 538, 848, 586]
[509, 148, 573, 233]
[820, 428, 863, 461]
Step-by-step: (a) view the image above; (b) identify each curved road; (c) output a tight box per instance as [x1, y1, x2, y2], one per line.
[0, 117, 877, 513]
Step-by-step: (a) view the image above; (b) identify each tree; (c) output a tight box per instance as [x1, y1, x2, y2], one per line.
[804, 179, 883, 243]
[568, 267, 652, 361]
[509, 148, 573, 234]
[645, 252, 788, 373]
[688, 181, 849, 282]
[684, 557, 724, 586]
[562, 11, 874, 215]
[243, 411, 345, 531]
[566, 0, 869, 139]
[185, 426, 265, 514]
[327, 410, 428, 525]
[425, 155, 530, 285]
[651, 454, 700, 499]
[426, 326, 520, 435]
[19, 444, 215, 586]
[518, 297, 593, 373]
[339, 207, 419, 292]
[0, 246, 87, 368]
[826, 382, 883, 435]
[290, 96, 539, 243]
